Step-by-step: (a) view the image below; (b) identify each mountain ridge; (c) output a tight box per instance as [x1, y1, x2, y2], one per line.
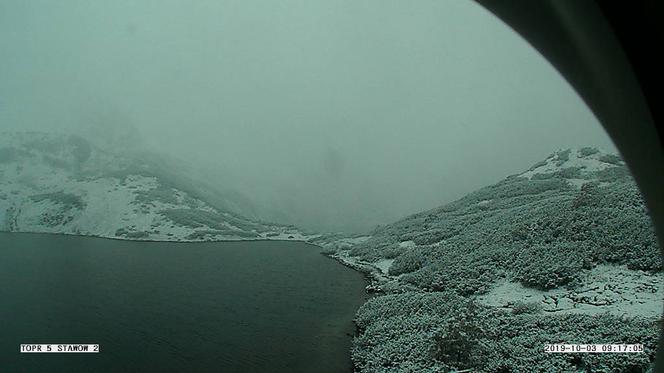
[317, 146, 662, 372]
[0, 131, 305, 241]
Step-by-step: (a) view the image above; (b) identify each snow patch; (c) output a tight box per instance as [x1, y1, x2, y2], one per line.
[478, 265, 663, 319]
[520, 148, 621, 184]
[398, 240, 415, 248]
[373, 258, 395, 274]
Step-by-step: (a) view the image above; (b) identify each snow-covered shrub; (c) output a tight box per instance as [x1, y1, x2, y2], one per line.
[599, 153, 623, 165]
[353, 292, 659, 373]
[432, 300, 484, 369]
[225, 214, 261, 232]
[185, 230, 221, 240]
[225, 229, 258, 238]
[134, 185, 179, 205]
[578, 147, 599, 157]
[510, 300, 542, 315]
[597, 166, 631, 182]
[555, 166, 583, 179]
[381, 244, 402, 259]
[30, 191, 86, 210]
[527, 159, 548, 171]
[478, 313, 658, 373]
[349, 239, 391, 262]
[125, 231, 149, 239]
[464, 177, 569, 202]
[319, 246, 337, 255]
[361, 160, 660, 295]
[353, 292, 467, 372]
[410, 227, 460, 245]
[531, 167, 583, 180]
[433, 264, 497, 295]
[161, 208, 226, 229]
[555, 149, 571, 165]
[572, 181, 600, 208]
[350, 151, 661, 372]
[389, 248, 428, 276]
[514, 243, 585, 289]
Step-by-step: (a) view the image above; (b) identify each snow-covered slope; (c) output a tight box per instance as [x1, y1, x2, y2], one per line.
[345, 146, 660, 299]
[518, 147, 625, 188]
[326, 148, 662, 372]
[0, 132, 304, 241]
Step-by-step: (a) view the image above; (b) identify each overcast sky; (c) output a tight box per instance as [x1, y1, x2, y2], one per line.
[0, 0, 616, 232]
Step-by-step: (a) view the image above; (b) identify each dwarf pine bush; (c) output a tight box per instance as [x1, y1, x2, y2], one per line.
[30, 191, 86, 210]
[349, 152, 661, 372]
[353, 292, 659, 373]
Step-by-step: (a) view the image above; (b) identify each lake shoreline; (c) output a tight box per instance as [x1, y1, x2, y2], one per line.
[0, 227, 316, 244]
[8, 229, 661, 319]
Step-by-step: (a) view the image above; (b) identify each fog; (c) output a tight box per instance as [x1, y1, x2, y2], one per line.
[0, 0, 616, 233]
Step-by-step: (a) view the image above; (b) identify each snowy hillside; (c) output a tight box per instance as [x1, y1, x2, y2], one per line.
[519, 147, 626, 187]
[324, 148, 662, 372]
[0, 132, 304, 241]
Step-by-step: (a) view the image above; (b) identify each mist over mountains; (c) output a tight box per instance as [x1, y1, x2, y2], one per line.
[0, 130, 632, 242]
[0, 132, 301, 240]
[0, 0, 618, 233]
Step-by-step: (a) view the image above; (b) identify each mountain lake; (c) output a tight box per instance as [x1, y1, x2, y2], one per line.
[0, 232, 367, 372]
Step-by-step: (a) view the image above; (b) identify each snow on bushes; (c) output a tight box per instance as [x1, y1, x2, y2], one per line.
[353, 292, 659, 372]
[347, 150, 661, 372]
[357, 157, 659, 293]
[30, 191, 86, 210]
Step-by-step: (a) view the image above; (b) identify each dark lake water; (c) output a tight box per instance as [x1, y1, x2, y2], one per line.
[0, 233, 367, 372]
